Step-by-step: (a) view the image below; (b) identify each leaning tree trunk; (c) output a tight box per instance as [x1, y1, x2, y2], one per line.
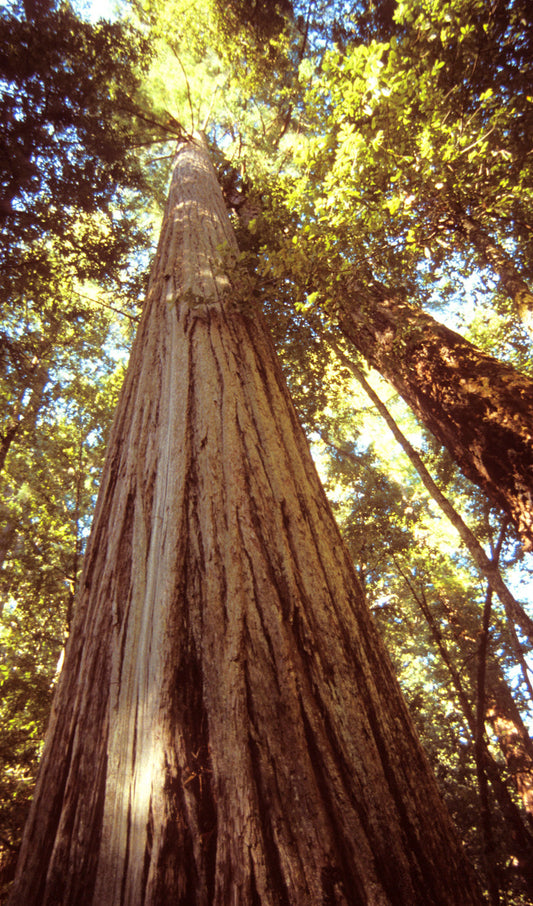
[456, 211, 533, 333]
[485, 663, 533, 822]
[8, 135, 483, 906]
[337, 280, 533, 549]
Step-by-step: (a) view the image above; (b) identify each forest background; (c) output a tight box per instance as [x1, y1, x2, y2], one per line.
[1, 0, 532, 901]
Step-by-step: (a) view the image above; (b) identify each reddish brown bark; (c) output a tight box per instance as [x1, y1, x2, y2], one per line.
[8, 136, 483, 906]
[485, 666, 533, 821]
[392, 567, 533, 895]
[329, 339, 533, 641]
[337, 281, 533, 548]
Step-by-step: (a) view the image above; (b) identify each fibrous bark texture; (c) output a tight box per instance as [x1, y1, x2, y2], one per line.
[9, 136, 483, 906]
[486, 665, 533, 822]
[338, 282, 533, 548]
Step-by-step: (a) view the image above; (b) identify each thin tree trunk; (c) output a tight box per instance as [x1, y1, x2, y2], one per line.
[343, 351, 533, 813]
[337, 280, 533, 548]
[475, 585, 500, 906]
[0, 361, 49, 609]
[457, 212, 533, 332]
[434, 589, 533, 825]
[395, 563, 533, 890]
[0, 361, 48, 473]
[8, 135, 483, 906]
[327, 338, 533, 641]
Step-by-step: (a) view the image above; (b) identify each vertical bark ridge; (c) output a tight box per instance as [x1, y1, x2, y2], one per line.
[485, 665, 533, 821]
[9, 136, 483, 905]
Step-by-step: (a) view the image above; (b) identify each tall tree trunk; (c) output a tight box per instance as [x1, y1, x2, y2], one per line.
[485, 663, 533, 823]
[337, 280, 533, 548]
[8, 135, 483, 906]
[456, 212, 533, 333]
[327, 335, 533, 641]
[394, 560, 533, 883]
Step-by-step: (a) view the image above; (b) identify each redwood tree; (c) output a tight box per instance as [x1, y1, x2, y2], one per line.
[335, 279, 533, 550]
[8, 136, 483, 905]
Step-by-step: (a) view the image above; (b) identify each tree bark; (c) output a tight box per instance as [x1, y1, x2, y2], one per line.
[327, 337, 533, 641]
[433, 589, 533, 827]
[8, 135, 483, 906]
[394, 564, 533, 892]
[337, 281, 533, 548]
[485, 663, 533, 823]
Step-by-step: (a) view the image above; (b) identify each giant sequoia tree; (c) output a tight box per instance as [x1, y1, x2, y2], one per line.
[7, 136, 484, 905]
